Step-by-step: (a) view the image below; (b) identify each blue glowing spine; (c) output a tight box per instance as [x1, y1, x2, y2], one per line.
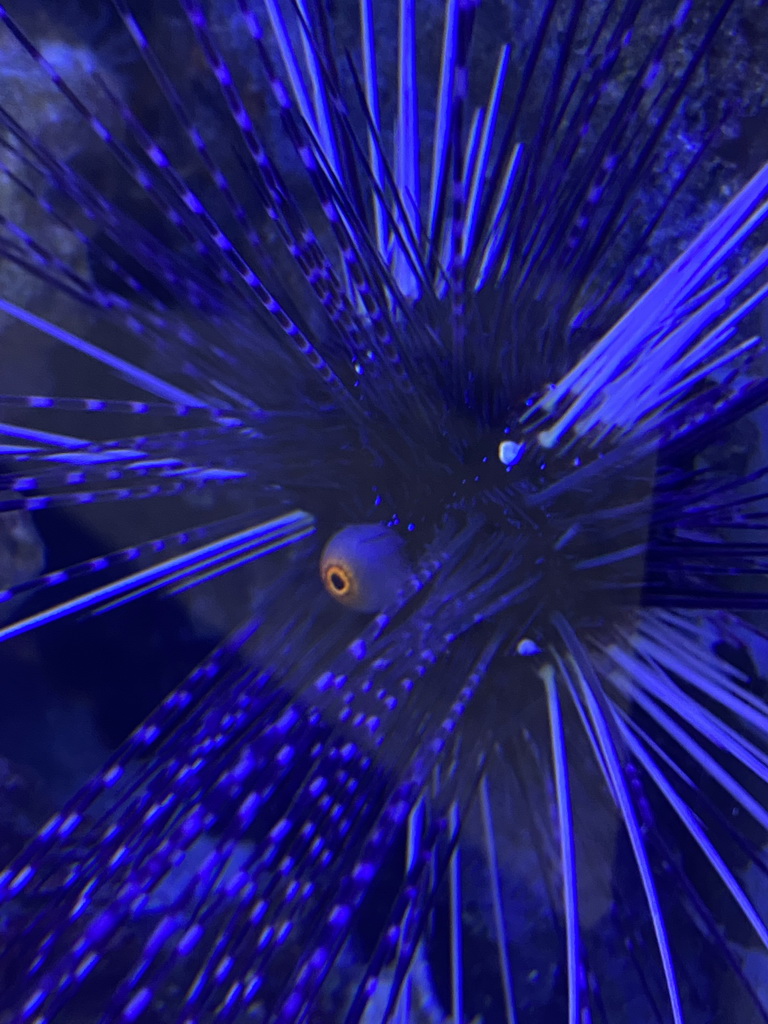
[0, 1, 767, 1024]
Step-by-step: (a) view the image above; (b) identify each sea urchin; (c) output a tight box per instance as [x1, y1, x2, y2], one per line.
[1, 1, 768, 1022]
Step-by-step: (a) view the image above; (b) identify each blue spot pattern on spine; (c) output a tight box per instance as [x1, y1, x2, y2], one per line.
[0, 1, 768, 1022]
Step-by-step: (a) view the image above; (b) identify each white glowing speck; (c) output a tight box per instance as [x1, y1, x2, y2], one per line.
[498, 440, 524, 466]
